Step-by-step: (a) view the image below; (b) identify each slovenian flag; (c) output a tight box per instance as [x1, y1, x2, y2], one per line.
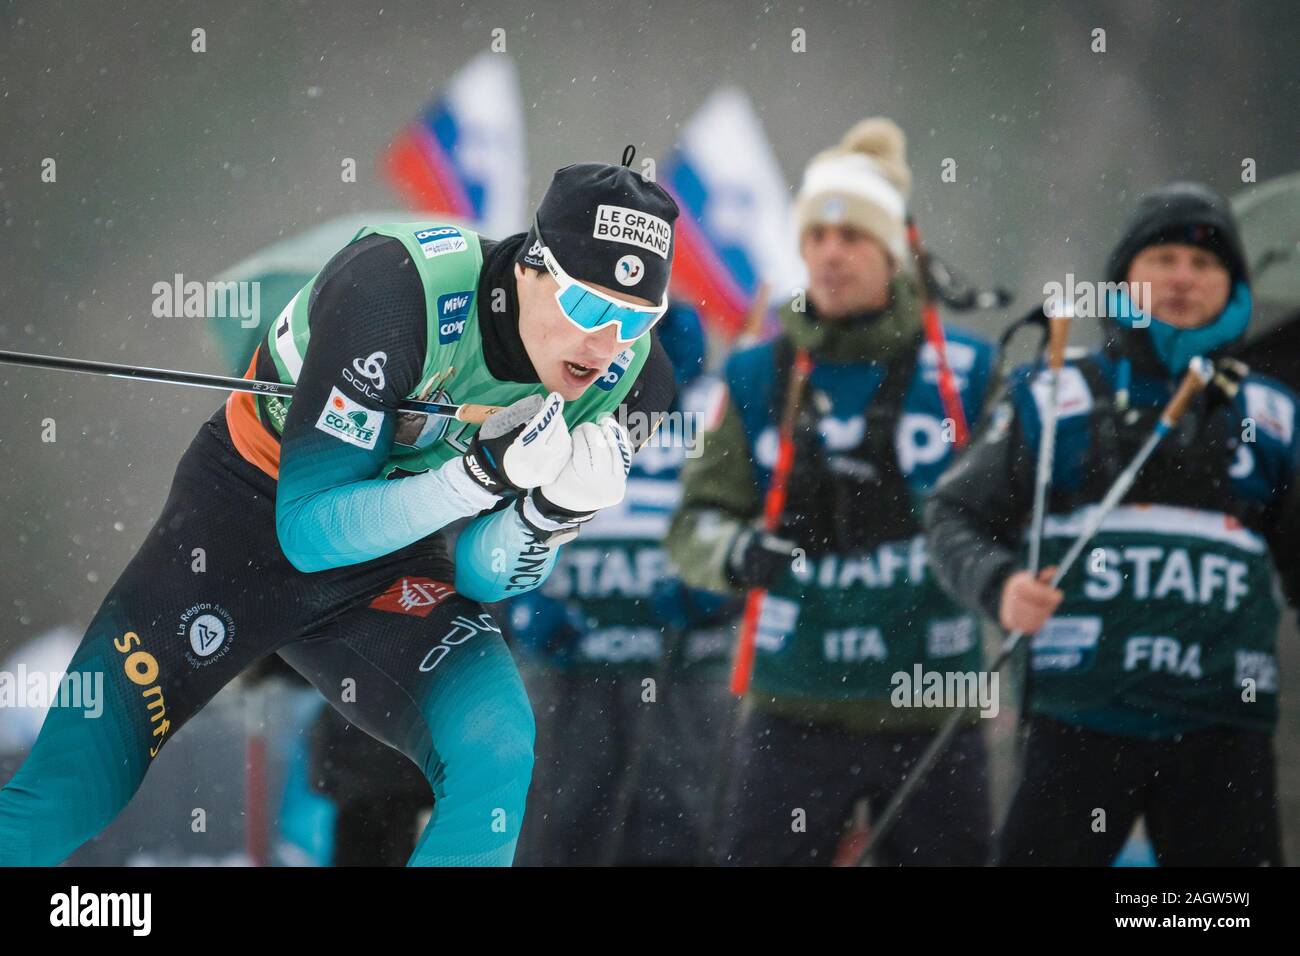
[663, 87, 804, 336]
[382, 52, 527, 238]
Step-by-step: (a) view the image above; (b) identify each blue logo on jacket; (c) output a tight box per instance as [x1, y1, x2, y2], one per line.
[596, 348, 635, 392]
[437, 291, 475, 344]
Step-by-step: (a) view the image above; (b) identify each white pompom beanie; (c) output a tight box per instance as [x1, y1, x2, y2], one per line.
[795, 117, 912, 262]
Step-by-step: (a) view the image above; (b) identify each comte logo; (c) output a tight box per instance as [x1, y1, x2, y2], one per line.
[437, 290, 475, 343]
[316, 386, 380, 449]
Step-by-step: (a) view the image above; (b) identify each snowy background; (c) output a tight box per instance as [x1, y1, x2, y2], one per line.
[1, 0, 1297, 860]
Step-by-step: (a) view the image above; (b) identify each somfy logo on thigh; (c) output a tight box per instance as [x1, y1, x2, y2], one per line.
[890, 665, 1000, 718]
[178, 602, 236, 668]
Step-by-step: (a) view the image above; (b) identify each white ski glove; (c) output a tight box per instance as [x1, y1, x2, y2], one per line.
[461, 391, 571, 496]
[517, 415, 632, 542]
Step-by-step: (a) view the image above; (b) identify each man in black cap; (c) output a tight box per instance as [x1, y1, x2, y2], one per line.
[924, 180, 1300, 865]
[0, 157, 680, 867]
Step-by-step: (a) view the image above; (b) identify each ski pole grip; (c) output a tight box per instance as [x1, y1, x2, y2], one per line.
[1046, 311, 1072, 372]
[456, 403, 504, 425]
[1161, 356, 1213, 428]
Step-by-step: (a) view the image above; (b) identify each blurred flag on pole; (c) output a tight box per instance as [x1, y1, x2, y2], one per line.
[382, 52, 528, 237]
[663, 87, 804, 337]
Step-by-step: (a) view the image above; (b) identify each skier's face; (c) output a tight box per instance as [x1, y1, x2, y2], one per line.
[1125, 243, 1232, 329]
[801, 224, 894, 319]
[514, 263, 656, 400]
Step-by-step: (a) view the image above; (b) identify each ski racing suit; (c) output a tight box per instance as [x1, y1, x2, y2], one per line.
[0, 223, 673, 866]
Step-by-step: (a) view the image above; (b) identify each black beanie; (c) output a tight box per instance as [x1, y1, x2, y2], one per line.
[1105, 181, 1249, 286]
[517, 157, 679, 303]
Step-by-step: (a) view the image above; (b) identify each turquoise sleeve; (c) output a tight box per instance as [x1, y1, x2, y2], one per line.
[454, 502, 563, 602]
[277, 446, 501, 573]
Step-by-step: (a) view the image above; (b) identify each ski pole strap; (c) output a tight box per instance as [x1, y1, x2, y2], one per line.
[906, 218, 970, 447]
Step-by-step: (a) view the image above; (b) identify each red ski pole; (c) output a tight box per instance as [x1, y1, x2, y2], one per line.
[729, 346, 813, 695]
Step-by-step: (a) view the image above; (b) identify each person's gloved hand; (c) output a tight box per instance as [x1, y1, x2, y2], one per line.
[462, 391, 571, 495]
[514, 415, 632, 543]
[725, 526, 800, 590]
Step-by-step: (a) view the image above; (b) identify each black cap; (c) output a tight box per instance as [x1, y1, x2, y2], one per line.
[1106, 181, 1249, 286]
[517, 152, 679, 303]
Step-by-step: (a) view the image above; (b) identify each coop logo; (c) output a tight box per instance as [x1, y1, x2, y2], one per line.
[178, 602, 236, 668]
[315, 386, 380, 449]
[414, 225, 468, 259]
[614, 254, 644, 286]
[113, 630, 170, 758]
[437, 290, 475, 344]
[50, 885, 151, 936]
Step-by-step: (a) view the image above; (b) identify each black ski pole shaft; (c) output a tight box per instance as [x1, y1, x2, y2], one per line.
[0, 348, 498, 422]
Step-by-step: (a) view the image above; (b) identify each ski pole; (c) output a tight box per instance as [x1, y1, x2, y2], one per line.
[0, 348, 502, 424]
[728, 346, 813, 695]
[1026, 304, 1074, 575]
[906, 217, 970, 447]
[853, 357, 1214, 865]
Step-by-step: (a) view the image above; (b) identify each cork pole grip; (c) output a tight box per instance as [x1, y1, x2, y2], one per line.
[1046, 312, 1072, 372]
[1161, 358, 1213, 428]
[456, 403, 504, 425]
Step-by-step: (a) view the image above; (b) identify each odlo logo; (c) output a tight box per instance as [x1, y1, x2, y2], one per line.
[437, 290, 475, 344]
[522, 397, 562, 445]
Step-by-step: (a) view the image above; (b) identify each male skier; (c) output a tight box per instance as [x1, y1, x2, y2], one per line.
[0, 158, 679, 866]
